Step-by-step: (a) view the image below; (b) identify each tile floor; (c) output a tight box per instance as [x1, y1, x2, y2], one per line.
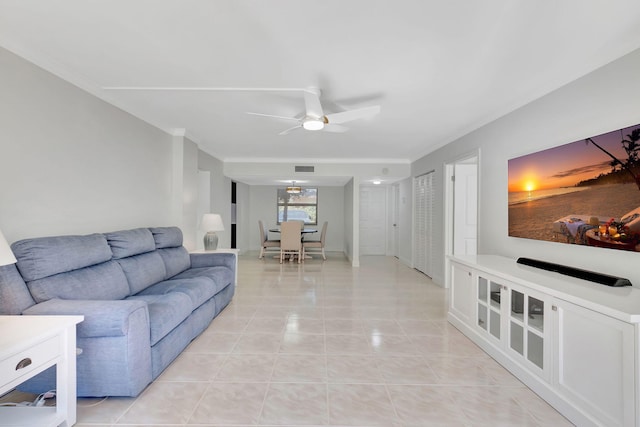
[75, 253, 573, 426]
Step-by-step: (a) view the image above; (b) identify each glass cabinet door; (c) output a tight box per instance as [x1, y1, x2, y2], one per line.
[476, 276, 502, 341]
[508, 288, 545, 370]
[489, 281, 501, 340]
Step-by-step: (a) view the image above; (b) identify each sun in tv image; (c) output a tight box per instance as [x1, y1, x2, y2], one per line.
[508, 123, 640, 252]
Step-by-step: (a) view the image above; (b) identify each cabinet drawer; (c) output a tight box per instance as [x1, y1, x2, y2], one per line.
[0, 336, 60, 387]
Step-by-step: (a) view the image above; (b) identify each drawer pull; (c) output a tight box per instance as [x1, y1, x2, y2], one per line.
[16, 358, 32, 370]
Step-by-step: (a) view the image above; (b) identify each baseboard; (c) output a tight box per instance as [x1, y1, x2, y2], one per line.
[398, 256, 412, 268]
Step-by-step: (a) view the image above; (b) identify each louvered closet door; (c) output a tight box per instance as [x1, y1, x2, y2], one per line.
[414, 172, 434, 277]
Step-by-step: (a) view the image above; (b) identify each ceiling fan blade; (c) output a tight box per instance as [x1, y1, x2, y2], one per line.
[303, 89, 324, 119]
[279, 125, 302, 135]
[325, 105, 381, 124]
[247, 112, 299, 121]
[323, 124, 349, 133]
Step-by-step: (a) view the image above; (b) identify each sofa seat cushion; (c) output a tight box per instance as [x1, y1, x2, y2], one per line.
[172, 266, 233, 291]
[127, 292, 192, 346]
[138, 277, 218, 311]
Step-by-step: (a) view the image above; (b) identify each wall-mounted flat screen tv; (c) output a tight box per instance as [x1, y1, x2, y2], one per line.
[508, 123, 640, 252]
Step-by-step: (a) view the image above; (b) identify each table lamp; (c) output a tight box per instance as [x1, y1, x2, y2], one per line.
[0, 229, 17, 266]
[201, 214, 224, 250]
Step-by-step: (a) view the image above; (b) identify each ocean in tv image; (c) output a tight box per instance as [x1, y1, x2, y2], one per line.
[508, 123, 640, 252]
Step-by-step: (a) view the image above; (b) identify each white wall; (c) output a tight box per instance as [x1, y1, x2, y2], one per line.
[224, 161, 410, 184]
[0, 47, 231, 252]
[0, 47, 175, 242]
[177, 137, 200, 250]
[245, 185, 345, 252]
[343, 178, 359, 266]
[412, 47, 640, 287]
[198, 150, 232, 249]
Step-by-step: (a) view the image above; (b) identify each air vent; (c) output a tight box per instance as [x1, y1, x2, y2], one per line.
[295, 165, 315, 173]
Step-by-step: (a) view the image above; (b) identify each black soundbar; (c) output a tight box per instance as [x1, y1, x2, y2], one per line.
[516, 257, 632, 287]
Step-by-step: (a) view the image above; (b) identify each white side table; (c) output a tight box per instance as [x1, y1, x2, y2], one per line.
[0, 315, 83, 427]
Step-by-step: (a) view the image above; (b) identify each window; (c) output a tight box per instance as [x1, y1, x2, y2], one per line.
[277, 188, 318, 225]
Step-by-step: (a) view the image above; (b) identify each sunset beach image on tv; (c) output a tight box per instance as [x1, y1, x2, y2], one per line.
[508, 123, 640, 252]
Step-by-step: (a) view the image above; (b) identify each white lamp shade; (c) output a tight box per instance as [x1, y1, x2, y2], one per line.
[0, 229, 17, 266]
[201, 214, 224, 232]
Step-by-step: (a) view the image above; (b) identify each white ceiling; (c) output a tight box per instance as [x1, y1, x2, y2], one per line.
[2, 1, 640, 171]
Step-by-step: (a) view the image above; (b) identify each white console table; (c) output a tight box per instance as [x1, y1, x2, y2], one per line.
[0, 315, 83, 427]
[448, 255, 640, 427]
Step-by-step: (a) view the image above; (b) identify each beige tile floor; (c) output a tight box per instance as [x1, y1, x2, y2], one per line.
[75, 253, 573, 427]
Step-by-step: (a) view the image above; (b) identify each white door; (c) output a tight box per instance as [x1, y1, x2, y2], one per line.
[453, 163, 478, 255]
[359, 186, 387, 255]
[391, 184, 400, 257]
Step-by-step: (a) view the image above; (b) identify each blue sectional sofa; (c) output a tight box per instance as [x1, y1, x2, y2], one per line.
[0, 226, 235, 397]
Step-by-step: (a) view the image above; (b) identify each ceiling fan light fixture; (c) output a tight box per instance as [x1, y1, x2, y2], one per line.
[302, 118, 324, 131]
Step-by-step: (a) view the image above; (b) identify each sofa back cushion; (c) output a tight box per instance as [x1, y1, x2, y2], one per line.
[11, 233, 131, 302]
[150, 227, 190, 279]
[12, 233, 112, 281]
[149, 227, 184, 248]
[106, 228, 167, 295]
[27, 261, 130, 302]
[117, 252, 167, 295]
[157, 247, 191, 279]
[105, 228, 156, 259]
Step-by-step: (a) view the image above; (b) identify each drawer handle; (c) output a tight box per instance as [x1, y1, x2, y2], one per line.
[16, 358, 32, 370]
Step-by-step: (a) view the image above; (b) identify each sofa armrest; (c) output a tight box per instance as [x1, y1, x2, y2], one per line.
[22, 298, 149, 338]
[190, 252, 236, 271]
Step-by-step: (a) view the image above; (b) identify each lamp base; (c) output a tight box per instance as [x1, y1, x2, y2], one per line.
[204, 232, 219, 251]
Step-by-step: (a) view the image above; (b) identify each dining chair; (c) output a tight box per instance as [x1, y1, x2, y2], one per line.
[279, 221, 303, 263]
[258, 220, 280, 259]
[302, 221, 328, 260]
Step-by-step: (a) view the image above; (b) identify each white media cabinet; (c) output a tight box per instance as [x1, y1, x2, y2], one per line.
[448, 255, 639, 427]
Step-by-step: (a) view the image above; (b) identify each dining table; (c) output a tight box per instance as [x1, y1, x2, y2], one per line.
[269, 227, 318, 236]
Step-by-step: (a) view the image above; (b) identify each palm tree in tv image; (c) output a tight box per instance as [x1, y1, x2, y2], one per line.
[579, 126, 640, 247]
[584, 127, 640, 191]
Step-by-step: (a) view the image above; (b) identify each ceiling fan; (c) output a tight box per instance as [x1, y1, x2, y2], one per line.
[247, 88, 381, 135]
